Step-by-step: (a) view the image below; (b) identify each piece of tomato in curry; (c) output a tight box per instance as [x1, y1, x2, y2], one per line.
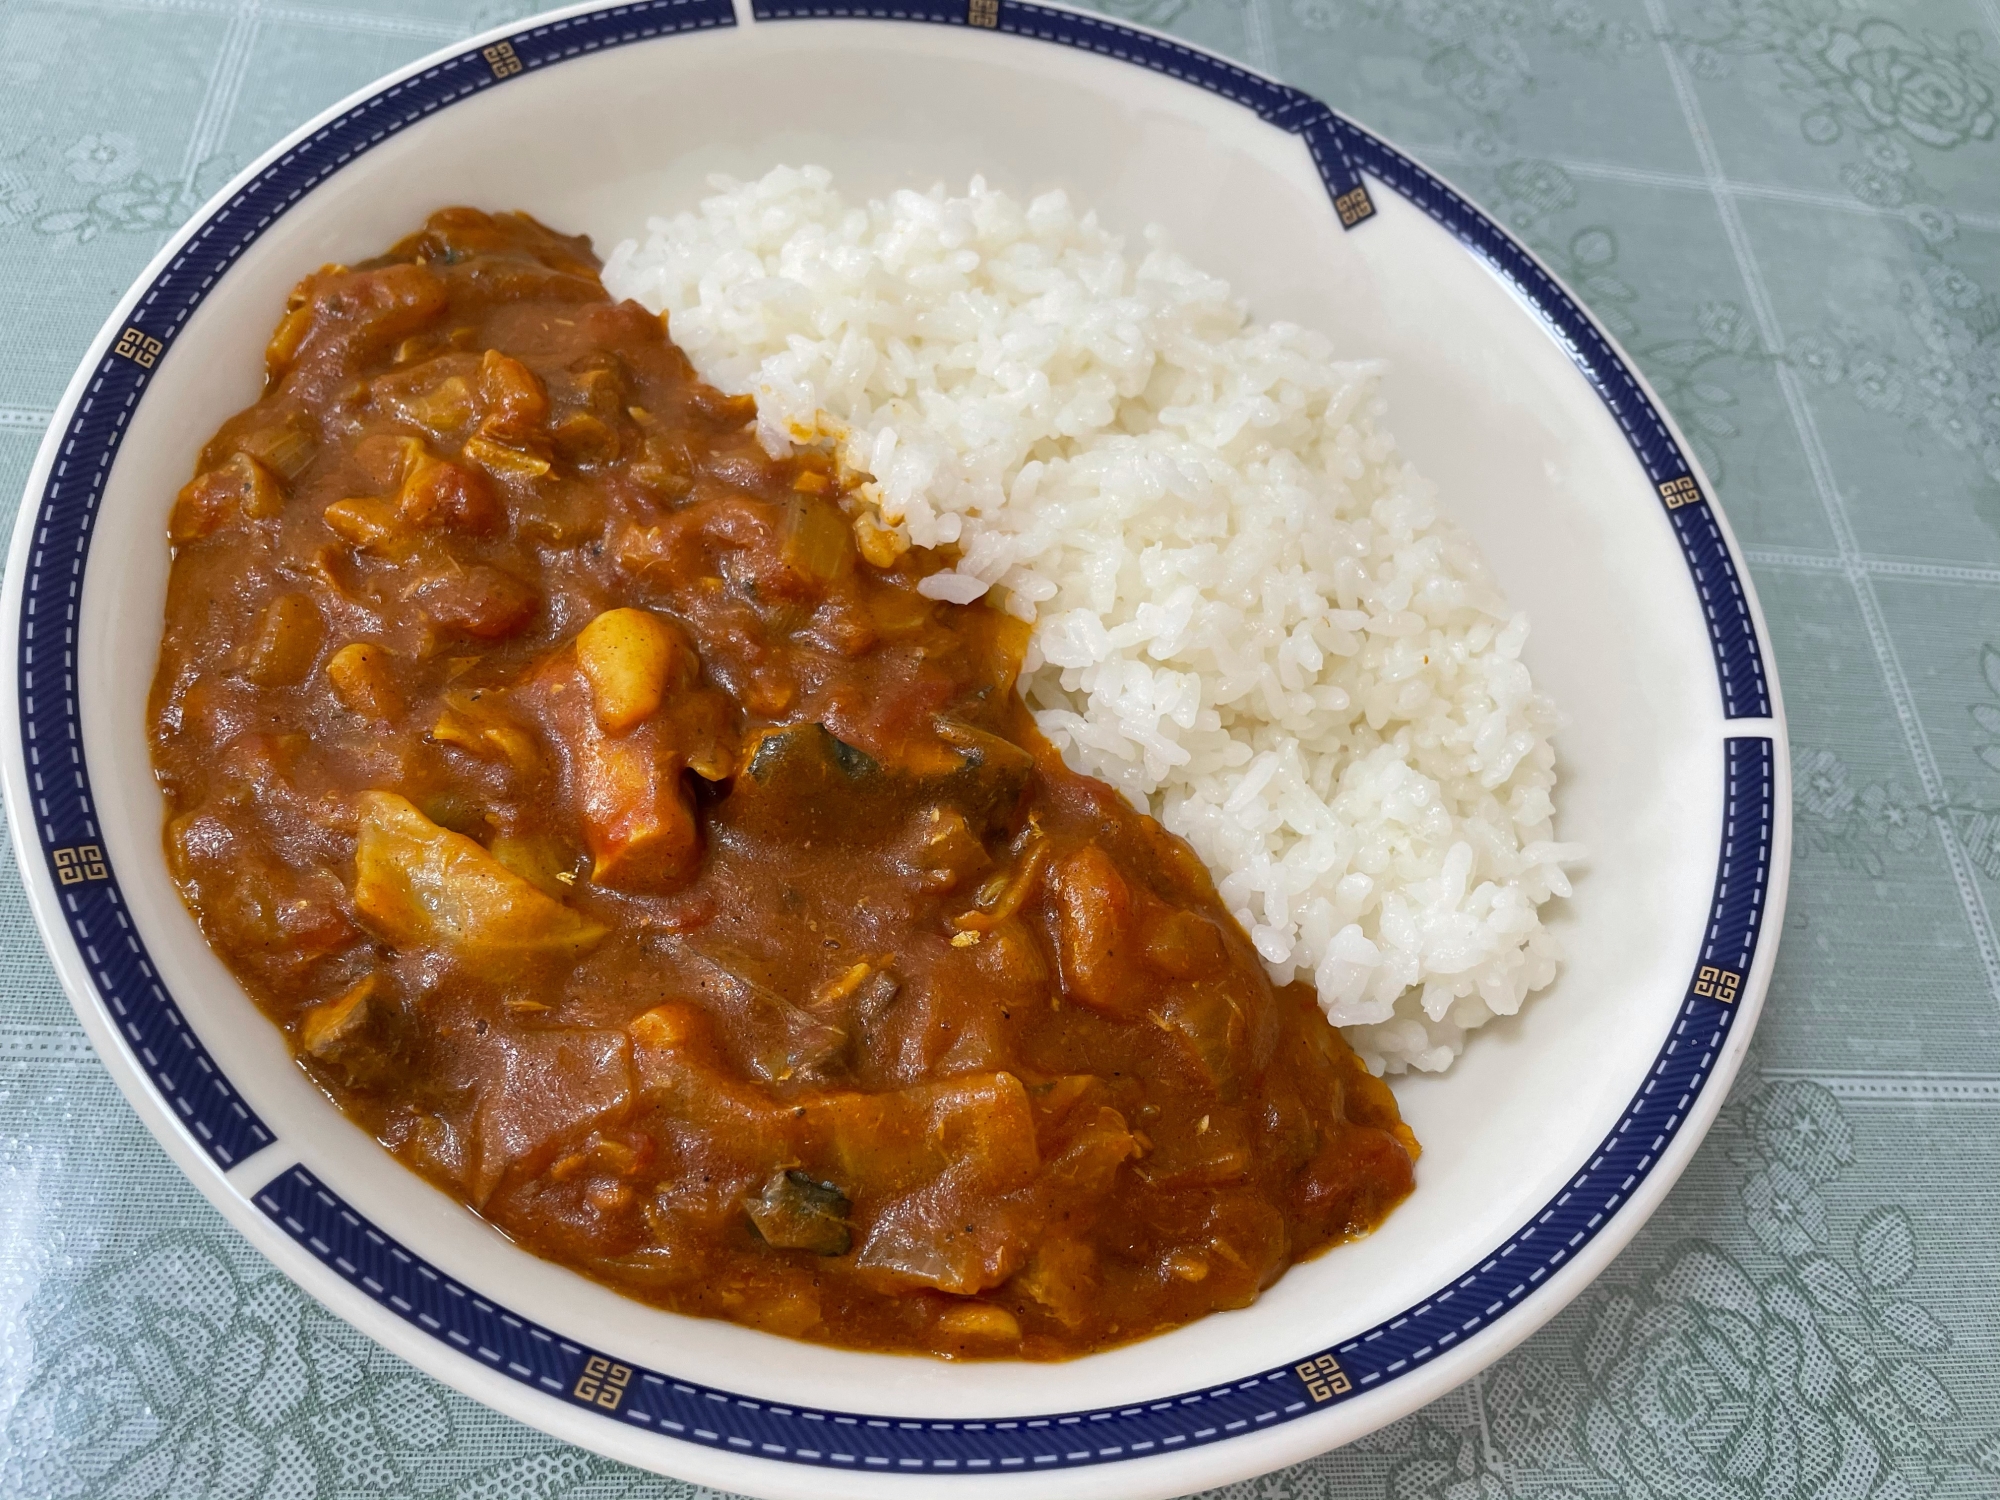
[148, 208, 1418, 1360]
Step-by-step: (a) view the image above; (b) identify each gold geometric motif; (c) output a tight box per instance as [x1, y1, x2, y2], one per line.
[52, 845, 108, 885]
[112, 328, 163, 369]
[1295, 1352, 1352, 1402]
[1659, 475, 1701, 510]
[573, 1355, 632, 1410]
[1333, 187, 1375, 228]
[1693, 964, 1741, 1003]
[482, 41, 524, 79]
[968, 0, 1000, 26]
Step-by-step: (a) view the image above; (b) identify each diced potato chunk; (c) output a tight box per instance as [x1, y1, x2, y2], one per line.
[234, 452, 289, 517]
[322, 497, 404, 551]
[239, 594, 322, 686]
[352, 791, 606, 972]
[325, 642, 401, 720]
[736, 1281, 825, 1339]
[934, 1303, 1021, 1343]
[168, 475, 229, 546]
[575, 607, 684, 734]
[399, 456, 500, 532]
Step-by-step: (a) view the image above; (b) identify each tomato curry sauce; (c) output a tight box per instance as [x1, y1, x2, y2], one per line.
[149, 209, 1417, 1359]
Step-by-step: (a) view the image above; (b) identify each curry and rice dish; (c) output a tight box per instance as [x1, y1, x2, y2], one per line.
[149, 208, 1426, 1359]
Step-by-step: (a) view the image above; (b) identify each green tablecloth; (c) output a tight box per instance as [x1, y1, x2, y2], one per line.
[3, 0, 1998, 1494]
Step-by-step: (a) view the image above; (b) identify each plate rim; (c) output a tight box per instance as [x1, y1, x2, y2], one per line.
[0, 2, 1793, 1496]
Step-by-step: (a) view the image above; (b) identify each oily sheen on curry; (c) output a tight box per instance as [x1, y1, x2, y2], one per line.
[147, 209, 1418, 1361]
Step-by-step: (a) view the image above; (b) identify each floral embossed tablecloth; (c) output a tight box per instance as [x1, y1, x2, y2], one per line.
[3, 0, 1999, 1494]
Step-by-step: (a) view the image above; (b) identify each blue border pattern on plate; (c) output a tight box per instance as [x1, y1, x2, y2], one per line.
[12, 0, 1778, 1473]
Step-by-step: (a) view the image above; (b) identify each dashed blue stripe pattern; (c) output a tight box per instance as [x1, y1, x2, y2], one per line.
[1666, 495, 1773, 721]
[254, 737, 1777, 1465]
[1697, 736, 1777, 981]
[15, 0, 1783, 1476]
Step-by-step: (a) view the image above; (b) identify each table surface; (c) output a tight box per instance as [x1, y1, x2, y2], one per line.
[4, 0, 1999, 1494]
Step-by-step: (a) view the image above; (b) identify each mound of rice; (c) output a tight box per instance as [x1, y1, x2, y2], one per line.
[604, 166, 1582, 1074]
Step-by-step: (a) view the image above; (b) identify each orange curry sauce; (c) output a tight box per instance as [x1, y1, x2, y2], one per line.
[149, 209, 1417, 1359]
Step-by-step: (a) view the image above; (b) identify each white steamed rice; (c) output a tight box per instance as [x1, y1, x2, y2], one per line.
[603, 166, 1582, 1074]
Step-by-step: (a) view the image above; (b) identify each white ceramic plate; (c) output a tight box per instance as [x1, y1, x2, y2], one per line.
[0, 2, 1791, 1496]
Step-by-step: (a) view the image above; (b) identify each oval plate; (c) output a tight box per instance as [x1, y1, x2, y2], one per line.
[0, 2, 1790, 1497]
